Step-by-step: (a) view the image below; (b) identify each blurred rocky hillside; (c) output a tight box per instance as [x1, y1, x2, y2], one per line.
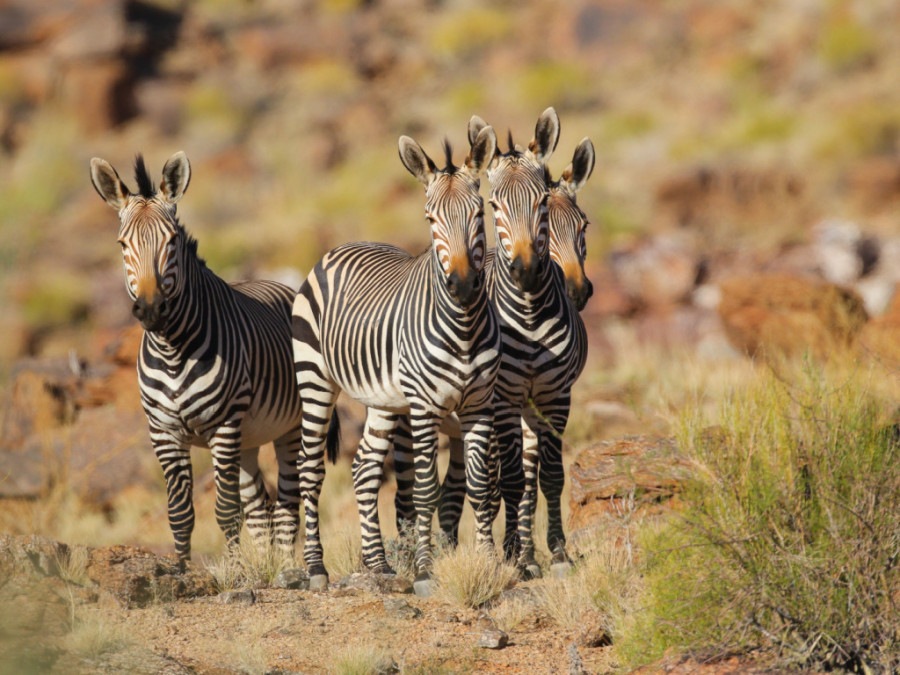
[2, 0, 900, 372]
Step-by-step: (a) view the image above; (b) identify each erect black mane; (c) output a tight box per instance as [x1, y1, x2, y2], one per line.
[134, 154, 156, 198]
[507, 130, 515, 153]
[442, 138, 457, 174]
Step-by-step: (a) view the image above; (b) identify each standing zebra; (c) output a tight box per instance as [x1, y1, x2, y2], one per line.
[395, 113, 594, 577]
[482, 108, 589, 577]
[407, 133, 596, 551]
[291, 124, 501, 593]
[90, 151, 324, 563]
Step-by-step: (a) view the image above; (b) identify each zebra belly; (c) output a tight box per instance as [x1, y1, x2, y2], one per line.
[239, 410, 299, 449]
[341, 379, 409, 413]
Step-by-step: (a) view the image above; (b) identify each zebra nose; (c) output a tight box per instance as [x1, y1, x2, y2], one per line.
[510, 255, 542, 293]
[132, 295, 168, 331]
[447, 267, 481, 306]
[567, 276, 593, 311]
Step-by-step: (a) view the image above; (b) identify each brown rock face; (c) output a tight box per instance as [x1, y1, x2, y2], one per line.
[568, 435, 693, 544]
[717, 274, 869, 359]
[84, 545, 215, 608]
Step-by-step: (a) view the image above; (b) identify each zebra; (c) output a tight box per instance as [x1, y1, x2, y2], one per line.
[394, 114, 595, 576]
[291, 123, 501, 593]
[90, 151, 330, 564]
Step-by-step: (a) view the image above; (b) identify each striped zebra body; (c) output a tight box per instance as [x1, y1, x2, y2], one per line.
[90, 152, 307, 562]
[407, 110, 590, 575]
[292, 127, 500, 587]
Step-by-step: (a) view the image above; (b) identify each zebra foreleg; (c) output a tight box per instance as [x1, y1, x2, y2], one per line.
[210, 427, 244, 552]
[354, 410, 401, 574]
[409, 409, 442, 594]
[437, 433, 466, 548]
[517, 407, 542, 577]
[152, 430, 194, 565]
[392, 415, 416, 534]
[272, 428, 302, 558]
[458, 409, 496, 555]
[494, 401, 526, 565]
[298, 396, 337, 589]
[240, 446, 273, 549]
[535, 398, 571, 575]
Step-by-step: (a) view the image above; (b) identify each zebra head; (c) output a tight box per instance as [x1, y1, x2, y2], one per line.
[472, 107, 560, 294]
[548, 137, 595, 311]
[398, 123, 497, 307]
[90, 151, 192, 332]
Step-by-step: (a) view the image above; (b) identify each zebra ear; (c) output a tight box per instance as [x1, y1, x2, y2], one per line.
[464, 125, 496, 178]
[528, 107, 560, 163]
[560, 138, 595, 194]
[398, 136, 438, 187]
[160, 151, 191, 204]
[90, 158, 131, 211]
[467, 115, 489, 146]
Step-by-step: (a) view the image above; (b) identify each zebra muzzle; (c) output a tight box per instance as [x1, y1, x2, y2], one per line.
[510, 254, 543, 293]
[567, 275, 593, 311]
[133, 294, 169, 331]
[446, 266, 482, 307]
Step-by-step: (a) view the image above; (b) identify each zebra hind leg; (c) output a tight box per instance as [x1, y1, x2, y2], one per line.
[457, 409, 497, 556]
[353, 409, 401, 575]
[392, 415, 416, 533]
[409, 410, 442, 597]
[494, 401, 526, 566]
[516, 408, 542, 579]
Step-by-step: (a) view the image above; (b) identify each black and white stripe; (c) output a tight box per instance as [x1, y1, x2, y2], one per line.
[91, 151, 311, 563]
[291, 126, 501, 588]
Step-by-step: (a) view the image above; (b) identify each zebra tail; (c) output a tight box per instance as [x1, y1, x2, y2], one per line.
[326, 409, 341, 465]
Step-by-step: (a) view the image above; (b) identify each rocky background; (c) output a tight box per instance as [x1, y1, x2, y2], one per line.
[2, 1, 900, 671]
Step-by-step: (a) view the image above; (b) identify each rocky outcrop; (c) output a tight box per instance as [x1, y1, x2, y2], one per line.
[568, 435, 694, 546]
[717, 274, 869, 359]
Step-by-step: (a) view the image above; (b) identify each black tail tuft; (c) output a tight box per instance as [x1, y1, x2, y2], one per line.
[326, 408, 341, 465]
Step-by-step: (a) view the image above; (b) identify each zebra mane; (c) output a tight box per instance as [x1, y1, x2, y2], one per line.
[442, 138, 457, 174]
[134, 155, 156, 198]
[507, 130, 515, 153]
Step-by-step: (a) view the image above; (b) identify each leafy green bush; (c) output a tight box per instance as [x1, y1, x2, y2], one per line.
[625, 361, 900, 671]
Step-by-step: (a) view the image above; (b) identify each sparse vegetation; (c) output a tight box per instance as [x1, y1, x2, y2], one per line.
[62, 614, 132, 661]
[432, 545, 518, 609]
[619, 359, 900, 671]
[330, 643, 396, 675]
[206, 533, 296, 591]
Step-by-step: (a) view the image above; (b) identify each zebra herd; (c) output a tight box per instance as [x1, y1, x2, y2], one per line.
[90, 107, 595, 594]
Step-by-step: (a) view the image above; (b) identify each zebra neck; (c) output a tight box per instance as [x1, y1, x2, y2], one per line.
[146, 256, 229, 355]
[491, 253, 561, 313]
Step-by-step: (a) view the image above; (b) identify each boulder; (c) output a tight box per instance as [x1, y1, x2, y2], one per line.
[568, 435, 693, 546]
[717, 274, 868, 359]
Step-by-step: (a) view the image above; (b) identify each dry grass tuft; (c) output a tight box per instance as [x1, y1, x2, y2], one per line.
[322, 524, 365, 579]
[205, 533, 295, 591]
[63, 613, 132, 660]
[330, 643, 396, 675]
[432, 545, 518, 609]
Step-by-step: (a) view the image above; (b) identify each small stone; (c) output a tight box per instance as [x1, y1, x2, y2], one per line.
[218, 589, 256, 605]
[477, 629, 508, 649]
[432, 610, 459, 623]
[412, 577, 435, 598]
[382, 597, 421, 620]
[273, 568, 310, 590]
[550, 561, 572, 579]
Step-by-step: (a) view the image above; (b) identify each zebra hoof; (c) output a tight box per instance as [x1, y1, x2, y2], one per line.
[550, 561, 573, 579]
[413, 576, 435, 598]
[369, 564, 397, 577]
[308, 574, 329, 591]
[520, 562, 542, 580]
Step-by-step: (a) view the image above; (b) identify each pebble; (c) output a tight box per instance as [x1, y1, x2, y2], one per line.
[273, 568, 310, 590]
[477, 629, 508, 649]
[218, 589, 256, 605]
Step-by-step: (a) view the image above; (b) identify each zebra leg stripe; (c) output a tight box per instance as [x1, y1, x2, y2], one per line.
[437, 434, 466, 548]
[354, 409, 401, 573]
[211, 427, 244, 550]
[494, 401, 525, 562]
[152, 430, 194, 563]
[458, 409, 496, 554]
[392, 415, 416, 534]
[272, 429, 302, 557]
[516, 408, 541, 571]
[410, 410, 442, 578]
[240, 446, 273, 548]
[535, 400, 570, 564]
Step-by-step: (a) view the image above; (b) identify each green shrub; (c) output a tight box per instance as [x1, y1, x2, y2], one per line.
[430, 8, 513, 61]
[625, 361, 900, 671]
[818, 12, 878, 72]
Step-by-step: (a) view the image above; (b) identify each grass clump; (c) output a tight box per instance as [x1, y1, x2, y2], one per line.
[624, 360, 900, 671]
[206, 534, 295, 591]
[330, 643, 396, 675]
[63, 614, 131, 660]
[432, 545, 517, 609]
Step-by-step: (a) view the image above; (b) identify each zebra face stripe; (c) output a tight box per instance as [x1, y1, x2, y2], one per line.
[487, 156, 550, 263]
[547, 185, 592, 310]
[425, 174, 486, 279]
